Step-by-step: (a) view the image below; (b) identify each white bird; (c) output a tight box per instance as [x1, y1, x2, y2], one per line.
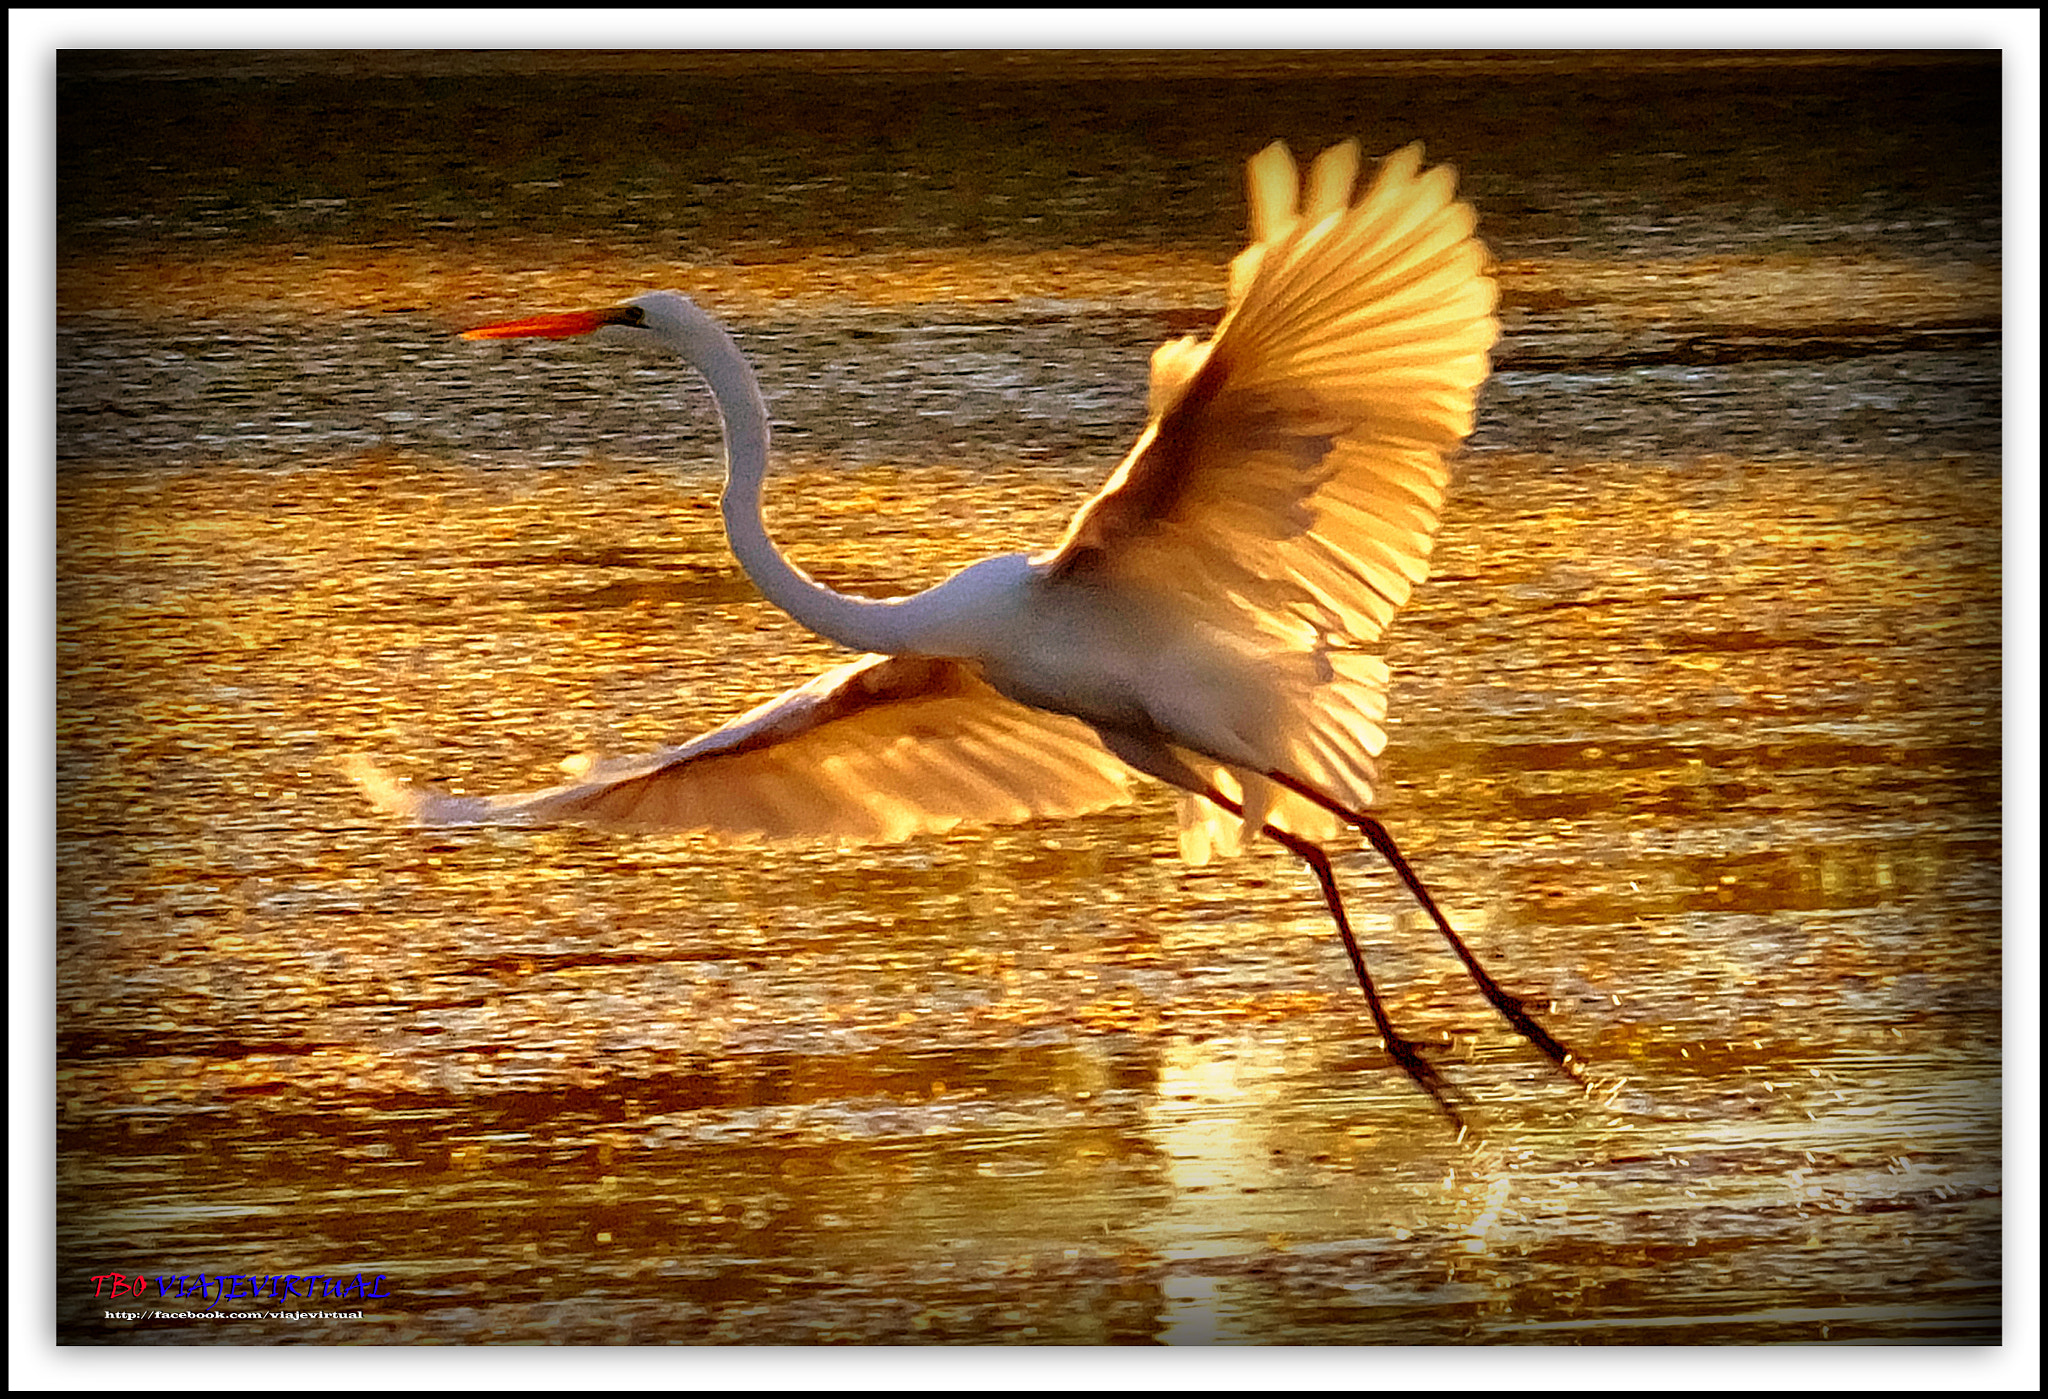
[346, 141, 1578, 1123]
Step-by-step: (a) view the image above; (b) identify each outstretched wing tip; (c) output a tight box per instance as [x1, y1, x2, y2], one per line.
[338, 753, 423, 819]
[340, 752, 511, 826]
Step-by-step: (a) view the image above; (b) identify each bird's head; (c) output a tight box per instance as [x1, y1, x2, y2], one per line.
[461, 290, 712, 355]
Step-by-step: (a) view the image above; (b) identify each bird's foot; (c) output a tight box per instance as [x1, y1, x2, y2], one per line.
[1482, 986, 1585, 1083]
[1378, 1029, 1472, 1132]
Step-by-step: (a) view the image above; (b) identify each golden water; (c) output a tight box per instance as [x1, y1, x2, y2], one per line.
[55, 51, 2001, 1346]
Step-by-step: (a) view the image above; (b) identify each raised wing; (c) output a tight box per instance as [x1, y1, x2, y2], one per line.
[1038, 141, 1498, 859]
[1042, 140, 1496, 648]
[343, 653, 1136, 840]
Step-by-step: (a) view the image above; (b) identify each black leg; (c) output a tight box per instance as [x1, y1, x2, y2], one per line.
[1269, 824, 1474, 1129]
[1195, 783, 1468, 1126]
[1265, 769, 1581, 1079]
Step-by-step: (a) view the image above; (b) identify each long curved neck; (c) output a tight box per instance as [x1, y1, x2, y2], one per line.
[673, 305, 925, 655]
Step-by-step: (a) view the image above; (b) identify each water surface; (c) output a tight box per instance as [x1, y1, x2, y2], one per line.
[55, 50, 2003, 1348]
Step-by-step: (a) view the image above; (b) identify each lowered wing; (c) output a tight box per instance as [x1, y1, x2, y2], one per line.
[344, 653, 1136, 841]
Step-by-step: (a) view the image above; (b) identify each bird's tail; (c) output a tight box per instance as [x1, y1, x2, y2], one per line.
[1173, 649, 1389, 864]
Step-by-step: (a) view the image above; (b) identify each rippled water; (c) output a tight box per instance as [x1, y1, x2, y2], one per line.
[54, 51, 2003, 1349]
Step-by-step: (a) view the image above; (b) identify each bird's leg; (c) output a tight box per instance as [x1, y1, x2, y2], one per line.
[1264, 770, 1582, 1080]
[1269, 826, 1474, 1130]
[1194, 783, 1468, 1127]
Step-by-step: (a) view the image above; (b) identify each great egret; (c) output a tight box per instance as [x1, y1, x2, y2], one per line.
[346, 140, 1579, 1123]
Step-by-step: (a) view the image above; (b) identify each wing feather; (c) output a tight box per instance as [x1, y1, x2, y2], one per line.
[1045, 141, 1496, 610]
[343, 654, 1136, 841]
[1036, 141, 1497, 855]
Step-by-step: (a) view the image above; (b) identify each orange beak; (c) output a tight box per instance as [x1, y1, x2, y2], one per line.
[462, 306, 643, 340]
